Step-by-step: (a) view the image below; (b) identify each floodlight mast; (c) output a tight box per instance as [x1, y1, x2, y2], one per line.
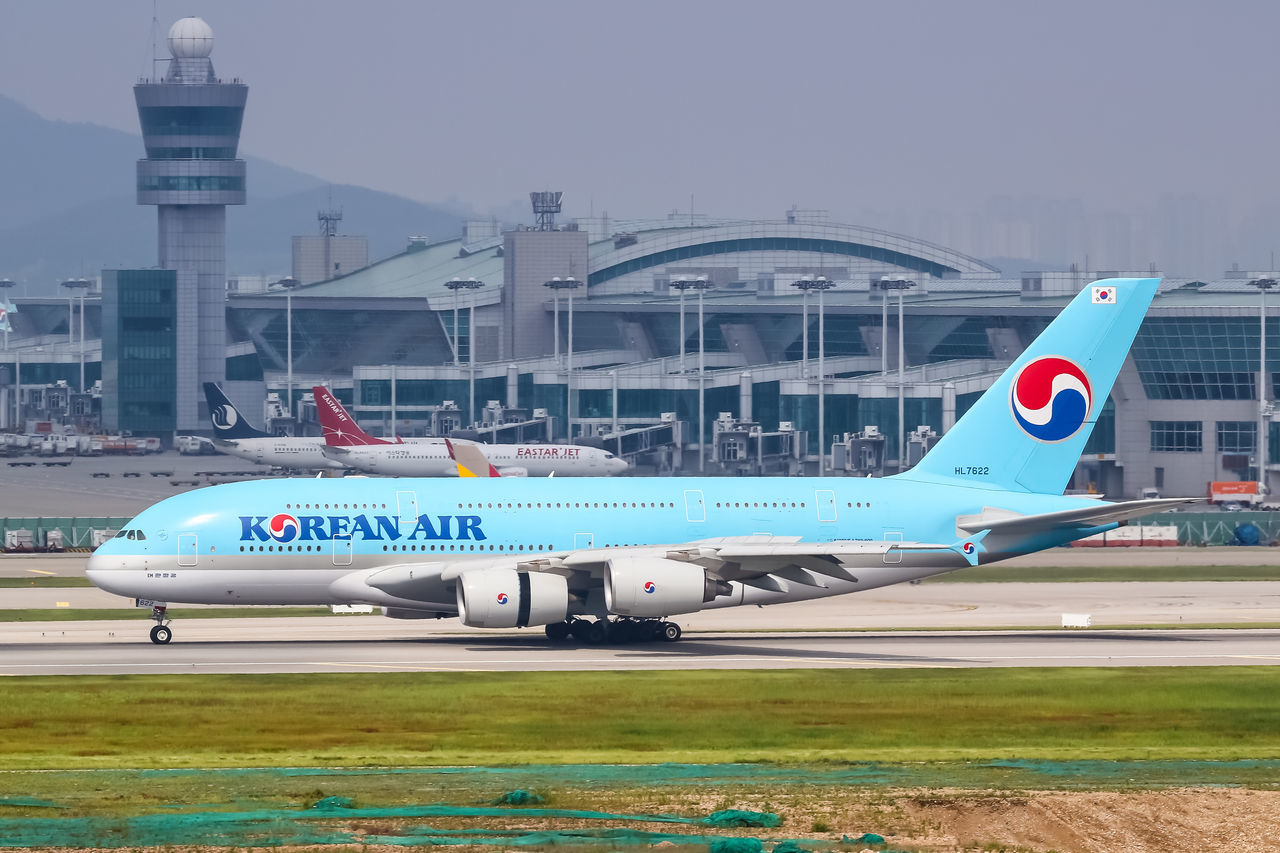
[792, 276, 836, 474]
[880, 277, 917, 471]
[275, 277, 300, 418]
[545, 277, 582, 439]
[1250, 277, 1277, 494]
[61, 278, 92, 394]
[670, 276, 714, 471]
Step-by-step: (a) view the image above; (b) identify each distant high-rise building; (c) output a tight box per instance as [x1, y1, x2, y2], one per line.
[133, 16, 246, 430]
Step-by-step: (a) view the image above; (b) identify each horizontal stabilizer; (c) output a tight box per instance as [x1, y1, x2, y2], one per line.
[958, 497, 1199, 537]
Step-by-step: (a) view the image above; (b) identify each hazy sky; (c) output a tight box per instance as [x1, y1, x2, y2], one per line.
[1, 0, 1276, 233]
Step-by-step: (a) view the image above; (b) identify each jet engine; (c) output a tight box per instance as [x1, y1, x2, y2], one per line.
[456, 568, 569, 629]
[605, 557, 723, 618]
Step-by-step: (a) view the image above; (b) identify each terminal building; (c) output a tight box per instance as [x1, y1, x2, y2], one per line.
[2, 21, 1278, 500]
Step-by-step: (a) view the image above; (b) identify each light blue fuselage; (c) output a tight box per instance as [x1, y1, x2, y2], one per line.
[86, 475, 1107, 611]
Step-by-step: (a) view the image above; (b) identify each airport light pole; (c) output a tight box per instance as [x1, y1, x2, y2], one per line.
[670, 276, 714, 472]
[61, 278, 91, 394]
[1251, 277, 1277, 491]
[880, 278, 917, 471]
[276, 277, 300, 418]
[445, 277, 479, 368]
[0, 279, 13, 431]
[467, 279, 486, 429]
[545, 276, 582, 439]
[792, 276, 836, 474]
[0, 278, 14, 352]
[544, 277, 562, 366]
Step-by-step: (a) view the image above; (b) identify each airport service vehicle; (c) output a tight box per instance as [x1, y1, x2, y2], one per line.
[203, 383, 345, 470]
[90, 279, 1193, 645]
[1207, 481, 1267, 507]
[313, 386, 628, 477]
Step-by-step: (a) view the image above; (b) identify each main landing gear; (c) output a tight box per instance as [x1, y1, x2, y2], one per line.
[148, 605, 172, 645]
[544, 617, 681, 645]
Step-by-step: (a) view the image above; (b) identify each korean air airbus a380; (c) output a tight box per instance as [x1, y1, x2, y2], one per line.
[89, 279, 1193, 645]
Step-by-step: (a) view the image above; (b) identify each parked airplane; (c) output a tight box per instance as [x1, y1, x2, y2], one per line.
[313, 386, 628, 477]
[94, 280, 1192, 645]
[202, 383, 344, 470]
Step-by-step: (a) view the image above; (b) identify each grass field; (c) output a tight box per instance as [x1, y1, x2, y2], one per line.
[0, 577, 94, 588]
[1, 668, 1278, 770]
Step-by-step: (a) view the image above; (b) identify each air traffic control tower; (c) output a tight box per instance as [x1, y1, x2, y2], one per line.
[134, 17, 246, 429]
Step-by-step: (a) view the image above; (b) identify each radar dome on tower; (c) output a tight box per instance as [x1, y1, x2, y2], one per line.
[168, 17, 214, 59]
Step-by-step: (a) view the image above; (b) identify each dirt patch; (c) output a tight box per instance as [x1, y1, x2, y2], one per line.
[11, 787, 1280, 852]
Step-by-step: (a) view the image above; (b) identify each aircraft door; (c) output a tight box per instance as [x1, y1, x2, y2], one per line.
[684, 490, 705, 523]
[816, 490, 837, 522]
[396, 490, 418, 528]
[882, 529, 903, 564]
[332, 534, 353, 566]
[177, 533, 198, 567]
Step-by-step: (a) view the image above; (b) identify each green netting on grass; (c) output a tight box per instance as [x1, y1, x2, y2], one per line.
[0, 802, 807, 849]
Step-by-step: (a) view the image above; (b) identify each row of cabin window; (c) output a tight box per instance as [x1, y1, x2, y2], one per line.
[459, 501, 673, 510]
[286, 503, 389, 510]
[241, 543, 553, 553]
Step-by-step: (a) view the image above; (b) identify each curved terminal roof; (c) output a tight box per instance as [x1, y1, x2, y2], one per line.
[281, 218, 998, 306]
[587, 220, 998, 286]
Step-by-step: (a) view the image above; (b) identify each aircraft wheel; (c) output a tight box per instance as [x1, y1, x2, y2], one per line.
[585, 620, 609, 644]
[544, 621, 572, 641]
[660, 622, 681, 642]
[149, 625, 172, 645]
[568, 619, 592, 641]
[608, 620, 639, 644]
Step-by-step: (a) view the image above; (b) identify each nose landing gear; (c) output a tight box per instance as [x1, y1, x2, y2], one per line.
[147, 604, 172, 644]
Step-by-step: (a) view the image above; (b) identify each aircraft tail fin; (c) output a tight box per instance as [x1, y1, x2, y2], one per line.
[202, 382, 269, 439]
[897, 277, 1159, 495]
[446, 438, 502, 477]
[312, 386, 394, 446]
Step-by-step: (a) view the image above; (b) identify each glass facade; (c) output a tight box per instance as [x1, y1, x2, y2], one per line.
[1082, 397, 1116, 455]
[1131, 317, 1279, 400]
[138, 106, 245, 139]
[1150, 420, 1203, 452]
[928, 317, 996, 362]
[138, 175, 245, 192]
[102, 269, 178, 435]
[1216, 421, 1257, 454]
[145, 147, 238, 160]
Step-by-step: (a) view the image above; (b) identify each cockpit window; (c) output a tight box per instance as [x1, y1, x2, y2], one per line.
[135, 531, 146, 541]
[126, 530, 136, 540]
[114, 530, 128, 538]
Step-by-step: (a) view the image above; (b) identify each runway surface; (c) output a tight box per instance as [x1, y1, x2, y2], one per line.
[3, 622, 1279, 674]
[4, 580, 1279, 627]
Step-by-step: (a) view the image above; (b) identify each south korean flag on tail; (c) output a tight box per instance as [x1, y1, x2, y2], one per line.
[1091, 285, 1117, 305]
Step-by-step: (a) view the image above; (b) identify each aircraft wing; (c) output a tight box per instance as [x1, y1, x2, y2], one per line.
[956, 497, 1199, 537]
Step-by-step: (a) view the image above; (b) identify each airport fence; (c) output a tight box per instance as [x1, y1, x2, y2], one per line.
[1, 517, 133, 552]
[1135, 511, 1280, 546]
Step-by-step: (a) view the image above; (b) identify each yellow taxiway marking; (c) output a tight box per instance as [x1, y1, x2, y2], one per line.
[25, 569, 56, 576]
[55, 602, 70, 608]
